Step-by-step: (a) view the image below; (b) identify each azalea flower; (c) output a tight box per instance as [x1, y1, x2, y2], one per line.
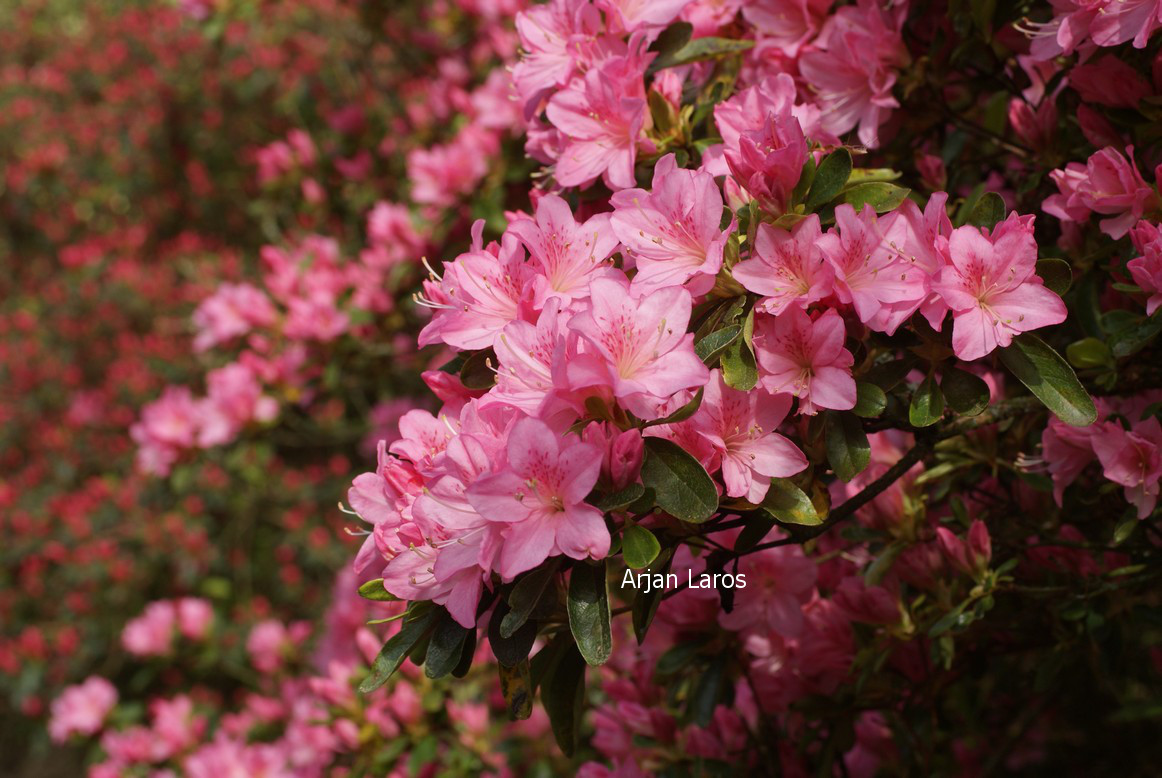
[932, 213, 1067, 361]
[732, 214, 833, 315]
[611, 153, 732, 296]
[468, 417, 608, 577]
[752, 307, 857, 415]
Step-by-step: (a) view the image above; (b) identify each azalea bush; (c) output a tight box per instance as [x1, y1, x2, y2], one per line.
[343, 0, 1162, 775]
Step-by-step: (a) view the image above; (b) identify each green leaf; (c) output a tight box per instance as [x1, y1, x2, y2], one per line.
[721, 309, 758, 390]
[998, 333, 1097, 427]
[864, 541, 906, 586]
[632, 548, 673, 645]
[909, 375, 945, 427]
[568, 560, 613, 667]
[966, 191, 1006, 230]
[825, 412, 871, 482]
[424, 610, 471, 679]
[640, 438, 719, 522]
[805, 149, 852, 211]
[623, 525, 662, 569]
[760, 478, 822, 526]
[357, 578, 399, 602]
[488, 600, 538, 667]
[790, 154, 817, 206]
[360, 604, 437, 693]
[1035, 258, 1072, 296]
[500, 560, 560, 639]
[1065, 337, 1113, 369]
[852, 381, 887, 418]
[941, 367, 990, 416]
[864, 356, 916, 392]
[644, 388, 704, 427]
[647, 21, 692, 60]
[650, 35, 755, 72]
[459, 349, 497, 390]
[842, 182, 910, 213]
[1106, 313, 1162, 358]
[647, 89, 677, 135]
[690, 655, 727, 727]
[695, 324, 742, 364]
[498, 660, 533, 720]
[452, 628, 477, 678]
[590, 482, 647, 513]
[537, 636, 586, 756]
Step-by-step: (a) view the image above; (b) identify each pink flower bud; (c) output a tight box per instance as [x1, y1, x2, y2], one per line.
[610, 429, 644, 490]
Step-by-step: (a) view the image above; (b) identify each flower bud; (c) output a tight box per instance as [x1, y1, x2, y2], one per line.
[610, 429, 644, 491]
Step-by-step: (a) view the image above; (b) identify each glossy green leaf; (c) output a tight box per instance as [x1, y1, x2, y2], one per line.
[695, 324, 742, 364]
[825, 412, 871, 482]
[357, 578, 399, 602]
[941, 367, 990, 416]
[760, 478, 822, 526]
[842, 182, 910, 213]
[650, 35, 754, 72]
[622, 525, 662, 569]
[360, 604, 436, 693]
[721, 309, 758, 390]
[500, 560, 560, 639]
[632, 548, 673, 645]
[459, 349, 496, 390]
[536, 637, 586, 756]
[590, 482, 647, 513]
[909, 375, 945, 427]
[1065, 337, 1113, 369]
[998, 333, 1097, 427]
[805, 148, 852, 211]
[567, 560, 612, 667]
[966, 191, 1006, 230]
[488, 600, 538, 667]
[852, 381, 887, 418]
[1035, 258, 1072, 296]
[640, 438, 719, 522]
[424, 610, 471, 679]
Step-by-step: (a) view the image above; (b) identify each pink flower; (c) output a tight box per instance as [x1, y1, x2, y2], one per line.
[686, 370, 808, 503]
[131, 387, 202, 475]
[197, 363, 278, 447]
[546, 49, 653, 190]
[932, 213, 1067, 361]
[191, 283, 277, 352]
[935, 520, 992, 577]
[512, 0, 606, 115]
[566, 275, 710, 420]
[176, 598, 213, 641]
[1043, 147, 1159, 239]
[721, 109, 806, 217]
[1069, 57, 1153, 108]
[247, 620, 297, 673]
[1091, 418, 1162, 519]
[407, 126, 498, 207]
[468, 417, 608, 577]
[682, 0, 745, 35]
[151, 695, 206, 758]
[752, 307, 857, 415]
[1041, 416, 1099, 505]
[798, 0, 908, 147]
[417, 229, 534, 351]
[719, 545, 817, 637]
[597, 0, 692, 33]
[1129, 220, 1162, 315]
[122, 600, 177, 656]
[508, 194, 620, 308]
[731, 214, 833, 315]
[742, 0, 832, 54]
[611, 153, 731, 296]
[1008, 98, 1058, 151]
[818, 204, 929, 335]
[366, 202, 423, 261]
[1088, 0, 1162, 49]
[48, 677, 118, 742]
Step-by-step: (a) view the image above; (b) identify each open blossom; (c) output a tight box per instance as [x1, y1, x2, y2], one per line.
[742, 0, 832, 54]
[686, 370, 808, 503]
[546, 50, 653, 190]
[597, 0, 691, 33]
[1043, 146, 1160, 239]
[468, 417, 608, 577]
[719, 545, 817, 637]
[732, 214, 833, 315]
[611, 153, 731, 296]
[1129, 220, 1162, 315]
[122, 601, 177, 656]
[417, 228, 534, 351]
[1041, 416, 1100, 506]
[49, 677, 118, 742]
[512, 0, 607, 114]
[1091, 417, 1162, 519]
[818, 204, 928, 335]
[752, 307, 856, 415]
[191, 283, 277, 352]
[508, 194, 619, 308]
[932, 214, 1067, 361]
[566, 276, 709, 420]
[798, 0, 908, 148]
